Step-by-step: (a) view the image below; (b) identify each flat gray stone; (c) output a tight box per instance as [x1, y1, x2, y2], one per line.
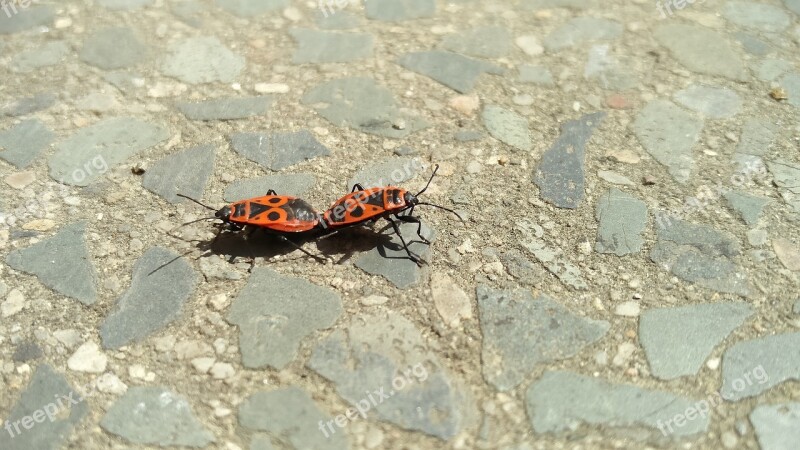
[397, 50, 505, 93]
[13, 340, 42, 362]
[520, 0, 590, 9]
[650, 218, 750, 297]
[654, 24, 746, 81]
[584, 44, 637, 90]
[49, 117, 169, 186]
[482, 105, 532, 152]
[720, 332, 800, 401]
[543, 17, 622, 52]
[519, 64, 555, 86]
[522, 238, 588, 290]
[787, 0, 800, 14]
[794, 299, 800, 314]
[595, 188, 647, 256]
[315, 9, 362, 29]
[640, 302, 753, 380]
[308, 311, 469, 439]
[633, 100, 701, 184]
[161, 36, 245, 84]
[737, 119, 777, 156]
[753, 59, 793, 82]
[250, 435, 276, 450]
[239, 387, 348, 449]
[230, 130, 329, 170]
[1, 92, 56, 116]
[722, 1, 791, 32]
[216, 0, 288, 17]
[454, 130, 484, 141]
[98, 0, 154, 9]
[766, 159, 800, 215]
[780, 72, 800, 108]
[365, 0, 435, 21]
[674, 85, 742, 119]
[346, 157, 423, 188]
[11, 40, 69, 72]
[80, 27, 147, 70]
[302, 77, 429, 138]
[103, 71, 143, 92]
[750, 403, 800, 450]
[227, 267, 342, 369]
[224, 173, 315, 201]
[0, 365, 88, 450]
[6, 222, 97, 304]
[597, 170, 634, 186]
[526, 371, 709, 438]
[0, 119, 55, 168]
[0, 4, 54, 34]
[100, 247, 198, 349]
[440, 25, 512, 58]
[734, 32, 772, 55]
[724, 190, 769, 225]
[289, 28, 373, 63]
[477, 285, 609, 391]
[101, 387, 214, 447]
[142, 145, 215, 204]
[534, 111, 605, 208]
[177, 96, 271, 120]
[354, 221, 435, 289]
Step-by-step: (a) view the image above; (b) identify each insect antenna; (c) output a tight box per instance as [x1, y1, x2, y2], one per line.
[415, 202, 465, 222]
[415, 164, 440, 196]
[177, 193, 216, 211]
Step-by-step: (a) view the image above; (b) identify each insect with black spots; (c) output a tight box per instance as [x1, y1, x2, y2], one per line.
[175, 191, 326, 263]
[321, 164, 463, 265]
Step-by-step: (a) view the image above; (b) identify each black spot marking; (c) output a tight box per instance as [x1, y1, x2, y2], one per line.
[267, 211, 281, 221]
[366, 191, 384, 207]
[351, 205, 364, 218]
[249, 202, 270, 219]
[268, 197, 281, 204]
[391, 189, 402, 205]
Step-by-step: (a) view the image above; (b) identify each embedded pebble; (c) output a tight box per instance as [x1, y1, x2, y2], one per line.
[230, 130, 329, 170]
[177, 96, 272, 121]
[527, 371, 709, 437]
[674, 85, 742, 119]
[302, 77, 429, 138]
[595, 188, 647, 256]
[0, 365, 88, 450]
[227, 268, 342, 369]
[6, 222, 97, 304]
[482, 105, 532, 151]
[398, 51, 505, 93]
[640, 302, 753, 379]
[80, 27, 148, 70]
[534, 112, 605, 208]
[161, 37, 245, 84]
[67, 342, 108, 373]
[633, 100, 702, 184]
[100, 247, 198, 349]
[477, 285, 609, 391]
[101, 387, 215, 447]
[431, 273, 472, 327]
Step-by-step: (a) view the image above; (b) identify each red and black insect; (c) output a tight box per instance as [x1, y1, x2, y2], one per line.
[176, 191, 325, 262]
[321, 164, 462, 264]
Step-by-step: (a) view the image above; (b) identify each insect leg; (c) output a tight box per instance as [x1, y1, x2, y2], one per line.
[386, 217, 424, 266]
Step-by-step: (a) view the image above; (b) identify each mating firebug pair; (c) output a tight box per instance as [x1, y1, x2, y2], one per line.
[177, 164, 462, 265]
